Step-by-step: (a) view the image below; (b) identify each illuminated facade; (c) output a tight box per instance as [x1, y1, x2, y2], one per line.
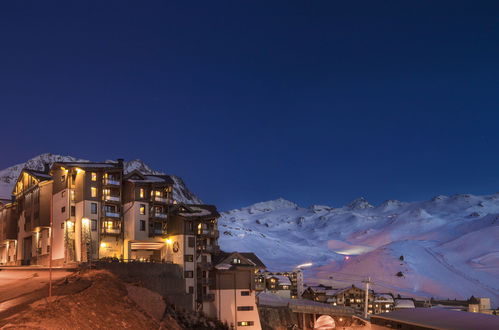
[0, 159, 264, 325]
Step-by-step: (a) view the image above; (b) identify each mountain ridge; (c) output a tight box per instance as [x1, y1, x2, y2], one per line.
[0, 153, 201, 204]
[218, 195, 499, 307]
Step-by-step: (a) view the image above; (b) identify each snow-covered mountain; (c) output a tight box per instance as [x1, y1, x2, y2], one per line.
[0, 153, 201, 204]
[219, 196, 499, 307]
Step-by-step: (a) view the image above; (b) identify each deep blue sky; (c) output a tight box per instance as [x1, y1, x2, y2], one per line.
[1, 1, 499, 210]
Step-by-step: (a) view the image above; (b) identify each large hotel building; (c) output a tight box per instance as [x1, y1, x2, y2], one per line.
[0, 159, 264, 329]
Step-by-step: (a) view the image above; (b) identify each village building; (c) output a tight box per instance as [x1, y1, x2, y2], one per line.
[208, 251, 266, 329]
[371, 293, 395, 314]
[256, 269, 304, 299]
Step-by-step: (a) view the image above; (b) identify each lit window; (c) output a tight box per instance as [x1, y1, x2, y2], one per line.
[139, 204, 146, 215]
[139, 188, 144, 198]
[385, 304, 390, 308]
[91, 187, 97, 197]
[91, 172, 97, 181]
[103, 188, 110, 196]
[232, 258, 241, 264]
[237, 321, 254, 326]
[155, 190, 161, 196]
[70, 190, 75, 201]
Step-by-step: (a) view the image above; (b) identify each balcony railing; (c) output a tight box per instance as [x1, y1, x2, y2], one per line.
[104, 195, 120, 202]
[197, 245, 217, 253]
[154, 196, 168, 203]
[101, 227, 121, 235]
[151, 212, 167, 219]
[149, 228, 165, 236]
[105, 211, 120, 218]
[103, 178, 120, 186]
[198, 229, 219, 238]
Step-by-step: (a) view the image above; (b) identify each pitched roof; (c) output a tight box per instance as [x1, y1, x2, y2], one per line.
[171, 204, 220, 218]
[212, 251, 266, 269]
[23, 169, 52, 181]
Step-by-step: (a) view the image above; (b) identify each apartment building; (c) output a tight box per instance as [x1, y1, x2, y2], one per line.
[207, 251, 266, 329]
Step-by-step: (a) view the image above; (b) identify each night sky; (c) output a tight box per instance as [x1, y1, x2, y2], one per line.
[1, 1, 499, 210]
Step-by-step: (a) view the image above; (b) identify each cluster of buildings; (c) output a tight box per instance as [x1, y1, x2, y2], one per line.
[0, 160, 265, 329]
[301, 284, 414, 315]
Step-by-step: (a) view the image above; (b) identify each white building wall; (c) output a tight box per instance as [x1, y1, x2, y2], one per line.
[213, 289, 261, 329]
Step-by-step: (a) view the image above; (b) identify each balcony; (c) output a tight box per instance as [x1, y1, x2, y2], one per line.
[149, 227, 165, 237]
[104, 195, 120, 203]
[197, 245, 217, 254]
[103, 178, 120, 186]
[154, 196, 168, 203]
[104, 211, 120, 218]
[198, 229, 219, 238]
[151, 212, 167, 219]
[101, 227, 121, 235]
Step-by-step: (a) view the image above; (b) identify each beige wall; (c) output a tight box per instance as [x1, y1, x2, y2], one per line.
[212, 289, 261, 329]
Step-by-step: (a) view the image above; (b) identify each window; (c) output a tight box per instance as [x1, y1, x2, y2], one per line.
[91, 172, 97, 181]
[91, 220, 97, 231]
[188, 237, 195, 248]
[232, 258, 241, 264]
[139, 204, 146, 215]
[139, 220, 146, 231]
[91, 203, 97, 214]
[91, 187, 97, 197]
[139, 188, 145, 198]
[61, 206, 66, 213]
[155, 190, 161, 196]
[241, 291, 250, 296]
[188, 286, 194, 294]
[61, 175, 66, 182]
[237, 306, 254, 311]
[185, 255, 193, 262]
[70, 206, 76, 217]
[47, 245, 50, 253]
[70, 190, 75, 201]
[237, 321, 254, 326]
[61, 223, 64, 229]
[184, 271, 193, 278]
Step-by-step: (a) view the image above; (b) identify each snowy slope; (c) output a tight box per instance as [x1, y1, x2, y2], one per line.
[0, 153, 201, 204]
[219, 197, 499, 307]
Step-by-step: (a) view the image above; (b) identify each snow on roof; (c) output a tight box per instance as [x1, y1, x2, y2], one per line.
[179, 206, 213, 217]
[272, 275, 291, 286]
[394, 298, 415, 308]
[375, 294, 394, 303]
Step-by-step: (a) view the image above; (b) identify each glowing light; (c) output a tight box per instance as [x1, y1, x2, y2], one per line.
[66, 221, 74, 228]
[61, 167, 67, 172]
[100, 242, 107, 248]
[75, 168, 84, 174]
[296, 262, 313, 268]
[344, 256, 350, 261]
[165, 238, 172, 245]
[82, 218, 90, 226]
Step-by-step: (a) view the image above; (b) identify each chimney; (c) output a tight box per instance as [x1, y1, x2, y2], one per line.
[117, 158, 124, 168]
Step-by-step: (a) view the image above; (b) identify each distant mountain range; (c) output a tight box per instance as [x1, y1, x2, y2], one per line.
[0, 153, 201, 204]
[218, 197, 499, 307]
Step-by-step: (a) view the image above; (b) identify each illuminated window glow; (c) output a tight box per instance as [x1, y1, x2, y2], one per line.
[91, 187, 97, 197]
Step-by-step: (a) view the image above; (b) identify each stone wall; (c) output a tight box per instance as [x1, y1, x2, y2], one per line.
[94, 262, 193, 311]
